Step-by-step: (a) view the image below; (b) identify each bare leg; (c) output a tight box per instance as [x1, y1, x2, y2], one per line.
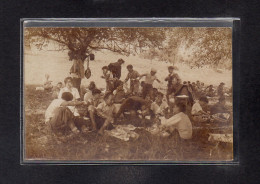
[89, 110, 97, 131]
[98, 119, 110, 135]
[68, 121, 79, 134]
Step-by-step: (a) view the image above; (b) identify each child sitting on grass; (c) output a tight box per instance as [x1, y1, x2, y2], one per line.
[113, 80, 126, 104]
[43, 74, 53, 91]
[160, 102, 192, 140]
[45, 92, 88, 136]
[96, 92, 117, 135]
[83, 81, 97, 103]
[85, 88, 103, 131]
[191, 96, 210, 124]
[150, 92, 169, 123]
[52, 82, 62, 99]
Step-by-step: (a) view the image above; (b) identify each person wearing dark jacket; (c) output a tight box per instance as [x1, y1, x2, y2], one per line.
[108, 58, 125, 79]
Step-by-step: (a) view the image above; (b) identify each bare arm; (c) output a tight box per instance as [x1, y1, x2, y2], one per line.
[139, 73, 147, 80]
[160, 114, 181, 127]
[60, 101, 84, 106]
[96, 109, 113, 122]
[124, 73, 130, 83]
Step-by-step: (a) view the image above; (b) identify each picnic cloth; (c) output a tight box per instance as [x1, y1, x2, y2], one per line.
[208, 133, 233, 143]
[105, 125, 139, 141]
[212, 113, 230, 120]
[145, 124, 170, 137]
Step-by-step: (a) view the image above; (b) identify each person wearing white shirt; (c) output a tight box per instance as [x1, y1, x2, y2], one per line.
[191, 96, 210, 123]
[160, 102, 192, 140]
[58, 77, 81, 116]
[139, 68, 161, 99]
[58, 77, 80, 100]
[151, 92, 169, 116]
[45, 92, 86, 135]
[84, 88, 103, 131]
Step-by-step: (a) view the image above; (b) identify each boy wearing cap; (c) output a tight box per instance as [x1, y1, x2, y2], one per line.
[45, 92, 87, 135]
[139, 68, 161, 99]
[124, 65, 140, 95]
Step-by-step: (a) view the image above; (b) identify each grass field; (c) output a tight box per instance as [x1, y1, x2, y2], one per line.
[24, 85, 233, 161]
[23, 49, 233, 161]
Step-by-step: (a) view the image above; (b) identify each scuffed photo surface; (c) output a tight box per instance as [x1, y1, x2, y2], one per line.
[23, 27, 233, 161]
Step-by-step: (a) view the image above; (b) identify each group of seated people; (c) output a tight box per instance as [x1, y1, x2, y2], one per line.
[182, 80, 230, 100]
[44, 65, 231, 142]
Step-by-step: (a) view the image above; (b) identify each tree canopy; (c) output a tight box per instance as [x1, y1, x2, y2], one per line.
[25, 27, 232, 70]
[24, 27, 166, 61]
[142, 27, 232, 70]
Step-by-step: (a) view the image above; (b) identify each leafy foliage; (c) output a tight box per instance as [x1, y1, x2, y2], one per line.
[24, 27, 166, 61]
[141, 28, 232, 70]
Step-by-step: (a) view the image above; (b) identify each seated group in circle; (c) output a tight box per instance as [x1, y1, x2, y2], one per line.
[45, 64, 231, 141]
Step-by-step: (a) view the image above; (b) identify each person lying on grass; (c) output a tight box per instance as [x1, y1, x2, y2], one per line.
[84, 88, 103, 131]
[150, 92, 169, 124]
[43, 74, 53, 91]
[96, 92, 117, 135]
[160, 102, 192, 140]
[45, 92, 88, 136]
[191, 96, 210, 124]
[114, 96, 152, 125]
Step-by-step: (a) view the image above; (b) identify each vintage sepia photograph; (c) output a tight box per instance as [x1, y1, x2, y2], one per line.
[23, 26, 233, 162]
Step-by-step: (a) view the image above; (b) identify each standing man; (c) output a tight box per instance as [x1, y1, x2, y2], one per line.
[139, 68, 161, 99]
[101, 66, 114, 92]
[108, 58, 125, 79]
[165, 66, 181, 101]
[124, 64, 140, 95]
[69, 54, 85, 95]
